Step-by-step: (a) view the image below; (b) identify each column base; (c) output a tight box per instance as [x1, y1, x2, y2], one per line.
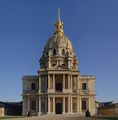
[38, 112, 42, 115]
[66, 112, 71, 114]
[48, 89, 55, 93]
[47, 112, 55, 115]
[62, 112, 65, 114]
[47, 112, 51, 114]
[39, 90, 41, 93]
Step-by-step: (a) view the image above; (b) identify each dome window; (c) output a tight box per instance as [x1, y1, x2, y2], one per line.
[53, 49, 56, 55]
[51, 60, 57, 67]
[62, 49, 65, 55]
[46, 52, 48, 56]
[62, 64, 65, 67]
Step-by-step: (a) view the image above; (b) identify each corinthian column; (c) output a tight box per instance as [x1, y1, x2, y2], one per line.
[70, 97, 73, 113]
[63, 74, 65, 92]
[39, 76, 41, 93]
[68, 75, 70, 90]
[53, 97, 55, 114]
[63, 97, 65, 114]
[68, 97, 70, 113]
[53, 74, 55, 91]
[38, 97, 41, 115]
[48, 97, 50, 114]
[48, 74, 50, 90]
[71, 75, 72, 93]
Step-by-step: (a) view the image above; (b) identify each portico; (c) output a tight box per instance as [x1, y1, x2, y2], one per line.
[47, 96, 78, 114]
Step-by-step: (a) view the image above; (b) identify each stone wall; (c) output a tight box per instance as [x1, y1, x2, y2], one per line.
[0, 107, 4, 116]
[98, 103, 118, 116]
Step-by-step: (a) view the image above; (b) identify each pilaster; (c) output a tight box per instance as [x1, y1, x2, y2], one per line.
[63, 74, 65, 91]
[36, 98, 39, 114]
[80, 97, 81, 113]
[71, 75, 72, 93]
[22, 97, 27, 115]
[39, 76, 41, 93]
[27, 97, 30, 112]
[53, 97, 55, 114]
[77, 97, 79, 113]
[68, 75, 70, 90]
[68, 97, 70, 113]
[53, 74, 55, 90]
[70, 97, 72, 113]
[48, 97, 51, 114]
[48, 74, 50, 89]
[63, 97, 65, 114]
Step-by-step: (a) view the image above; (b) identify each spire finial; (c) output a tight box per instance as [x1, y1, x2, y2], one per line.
[58, 8, 61, 22]
[54, 8, 64, 34]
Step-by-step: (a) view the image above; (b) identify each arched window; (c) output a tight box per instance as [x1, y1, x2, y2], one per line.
[46, 51, 48, 56]
[53, 49, 56, 55]
[82, 83, 87, 90]
[52, 61, 57, 66]
[62, 49, 65, 55]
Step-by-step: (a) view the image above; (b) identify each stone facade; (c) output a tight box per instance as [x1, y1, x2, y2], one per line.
[22, 9, 96, 116]
[0, 104, 4, 117]
[98, 103, 118, 116]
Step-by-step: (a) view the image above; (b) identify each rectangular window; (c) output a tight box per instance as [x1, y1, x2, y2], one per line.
[72, 76, 77, 93]
[41, 76, 46, 93]
[50, 75, 53, 89]
[31, 83, 36, 90]
[72, 98, 77, 112]
[82, 83, 87, 90]
[31, 100, 36, 110]
[50, 97, 53, 113]
[65, 97, 68, 112]
[82, 100, 86, 110]
[65, 75, 68, 89]
[41, 98, 45, 113]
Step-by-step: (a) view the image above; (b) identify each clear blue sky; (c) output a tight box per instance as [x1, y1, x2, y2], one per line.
[0, 0, 118, 102]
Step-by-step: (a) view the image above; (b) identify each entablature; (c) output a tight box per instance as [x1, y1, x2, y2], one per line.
[79, 75, 96, 80]
[22, 75, 39, 81]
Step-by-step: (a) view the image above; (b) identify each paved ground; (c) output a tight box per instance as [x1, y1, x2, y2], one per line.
[4, 115, 110, 120]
